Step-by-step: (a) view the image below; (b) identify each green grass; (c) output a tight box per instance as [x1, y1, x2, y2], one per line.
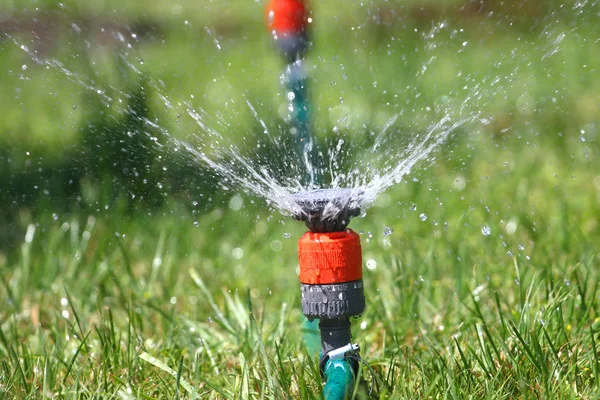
[1, 134, 600, 398]
[1, 0, 600, 398]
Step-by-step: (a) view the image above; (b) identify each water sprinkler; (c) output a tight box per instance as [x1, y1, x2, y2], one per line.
[290, 188, 365, 396]
[267, 2, 361, 396]
[266, 0, 321, 187]
[266, 0, 310, 62]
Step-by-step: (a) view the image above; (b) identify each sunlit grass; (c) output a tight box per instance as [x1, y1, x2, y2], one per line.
[1, 133, 600, 398]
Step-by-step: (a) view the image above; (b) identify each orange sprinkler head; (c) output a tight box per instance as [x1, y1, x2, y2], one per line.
[298, 229, 362, 285]
[291, 190, 366, 320]
[266, 0, 309, 35]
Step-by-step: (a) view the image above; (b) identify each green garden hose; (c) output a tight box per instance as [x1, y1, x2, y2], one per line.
[323, 358, 355, 399]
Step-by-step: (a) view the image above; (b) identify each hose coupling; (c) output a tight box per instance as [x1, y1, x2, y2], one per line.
[320, 342, 360, 376]
[328, 343, 360, 361]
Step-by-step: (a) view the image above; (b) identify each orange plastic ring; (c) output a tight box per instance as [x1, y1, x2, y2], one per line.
[298, 229, 362, 285]
[266, 0, 309, 35]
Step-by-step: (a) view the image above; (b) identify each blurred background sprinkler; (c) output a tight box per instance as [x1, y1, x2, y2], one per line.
[266, 0, 321, 188]
[267, 1, 365, 398]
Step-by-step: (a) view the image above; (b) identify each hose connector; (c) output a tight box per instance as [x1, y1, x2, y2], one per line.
[298, 230, 365, 320]
[328, 343, 360, 361]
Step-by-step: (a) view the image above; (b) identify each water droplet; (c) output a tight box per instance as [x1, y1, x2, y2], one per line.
[229, 194, 244, 211]
[232, 247, 244, 259]
[283, 232, 291, 238]
[481, 224, 491, 236]
[419, 213, 428, 221]
[287, 91, 296, 101]
[170, 297, 177, 305]
[21, 64, 27, 71]
[506, 219, 518, 235]
[366, 259, 377, 270]
[270, 240, 282, 252]
[410, 204, 417, 211]
[383, 226, 394, 235]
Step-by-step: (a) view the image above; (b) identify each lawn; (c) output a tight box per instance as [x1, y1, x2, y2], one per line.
[1, 0, 600, 398]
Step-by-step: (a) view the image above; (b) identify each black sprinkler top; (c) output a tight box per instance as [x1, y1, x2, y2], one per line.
[289, 188, 361, 232]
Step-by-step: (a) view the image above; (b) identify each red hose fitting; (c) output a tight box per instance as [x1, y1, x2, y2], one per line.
[298, 229, 362, 285]
[266, 0, 309, 35]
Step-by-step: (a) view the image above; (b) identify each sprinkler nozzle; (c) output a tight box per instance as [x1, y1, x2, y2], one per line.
[289, 188, 361, 233]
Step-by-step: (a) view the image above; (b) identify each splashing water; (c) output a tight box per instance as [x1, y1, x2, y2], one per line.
[6, 32, 473, 219]
[5, 0, 595, 219]
[153, 96, 472, 219]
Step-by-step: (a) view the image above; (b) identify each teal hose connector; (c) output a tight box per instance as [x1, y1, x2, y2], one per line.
[323, 358, 355, 400]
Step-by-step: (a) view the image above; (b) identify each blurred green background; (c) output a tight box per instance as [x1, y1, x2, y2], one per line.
[1, 1, 600, 397]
